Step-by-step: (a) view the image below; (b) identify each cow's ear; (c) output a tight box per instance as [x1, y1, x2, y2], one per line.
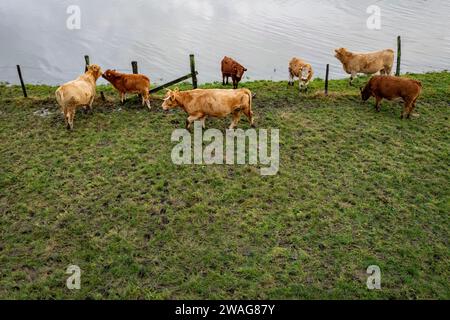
[244, 68, 248, 72]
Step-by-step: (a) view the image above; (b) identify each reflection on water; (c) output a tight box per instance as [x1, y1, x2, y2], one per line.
[0, 0, 449, 85]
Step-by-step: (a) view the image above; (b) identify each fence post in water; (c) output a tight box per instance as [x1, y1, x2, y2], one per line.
[84, 55, 90, 72]
[16, 65, 27, 98]
[131, 61, 138, 74]
[324, 64, 330, 96]
[190, 54, 198, 89]
[396, 36, 401, 76]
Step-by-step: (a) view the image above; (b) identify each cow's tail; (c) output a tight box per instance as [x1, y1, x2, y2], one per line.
[413, 80, 423, 94]
[243, 88, 255, 127]
[414, 80, 423, 88]
[55, 88, 64, 109]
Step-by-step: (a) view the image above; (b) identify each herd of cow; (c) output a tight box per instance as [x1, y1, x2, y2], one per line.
[55, 48, 423, 130]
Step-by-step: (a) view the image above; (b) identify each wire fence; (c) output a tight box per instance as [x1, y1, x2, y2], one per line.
[1, 54, 200, 98]
[1, 36, 404, 98]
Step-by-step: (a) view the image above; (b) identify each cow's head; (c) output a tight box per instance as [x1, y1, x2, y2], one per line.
[234, 65, 247, 81]
[360, 83, 372, 102]
[334, 48, 349, 62]
[162, 88, 180, 110]
[299, 65, 313, 89]
[102, 69, 118, 82]
[87, 64, 102, 80]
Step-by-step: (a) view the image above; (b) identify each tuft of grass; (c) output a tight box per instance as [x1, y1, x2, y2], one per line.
[0, 72, 449, 299]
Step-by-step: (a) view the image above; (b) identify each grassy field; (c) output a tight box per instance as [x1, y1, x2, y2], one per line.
[0, 72, 449, 299]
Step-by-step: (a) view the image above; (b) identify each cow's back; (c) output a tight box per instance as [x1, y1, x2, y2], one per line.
[345, 49, 394, 74]
[56, 78, 94, 107]
[371, 76, 422, 100]
[221, 57, 236, 74]
[120, 74, 150, 91]
[182, 89, 250, 117]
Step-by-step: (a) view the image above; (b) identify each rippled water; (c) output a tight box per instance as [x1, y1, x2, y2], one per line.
[0, 0, 449, 85]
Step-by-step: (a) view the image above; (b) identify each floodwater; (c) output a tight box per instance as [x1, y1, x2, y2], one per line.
[0, 0, 449, 85]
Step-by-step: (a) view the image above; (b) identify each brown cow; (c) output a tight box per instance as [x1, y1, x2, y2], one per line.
[360, 76, 422, 119]
[55, 64, 102, 130]
[162, 88, 254, 129]
[335, 48, 394, 85]
[288, 57, 314, 92]
[102, 69, 151, 109]
[221, 56, 247, 89]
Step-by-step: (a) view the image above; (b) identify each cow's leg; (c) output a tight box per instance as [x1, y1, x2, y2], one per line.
[288, 72, 294, 86]
[385, 65, 392, 76]
[349, 72, 357, 86]
[403, 99, 415, 119]
[88, 96, 95, 112]
[243, 106, 254, 128]
[375, 96, 382, 112]
[63, 108, 70, 129]
[233, 78, 238, 89]
[186, 114, 203, 130]
[200, 116, 207, 129]
[222, 74, 226, 86]
[143, 91, 151, 110]
[401, 100, 411, 119]
[229, 110, 242, 129]
[226, 76, 229, 85]
[120, 92, 125, 104]
[409, 97, 419, 117]
[67, 109, 75, 130]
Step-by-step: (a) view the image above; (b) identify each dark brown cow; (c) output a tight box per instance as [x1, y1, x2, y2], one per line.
[360, 75, 422, 119]
[221, 56, 247, 89]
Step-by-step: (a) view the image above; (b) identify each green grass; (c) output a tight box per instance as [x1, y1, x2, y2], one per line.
[0, 72, 449, 299]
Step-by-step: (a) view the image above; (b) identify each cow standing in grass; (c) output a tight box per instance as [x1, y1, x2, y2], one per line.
[334, 48, 394, 85]
[102, 70, 151, 109]
[221, 57, 247, 89]
[55, 64, 102, 130]
[288, 57, 314, 93]
[162, 88, 254, 129]
[360, 75, 423, 119]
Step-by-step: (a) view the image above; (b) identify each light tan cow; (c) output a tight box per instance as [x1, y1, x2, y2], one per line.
[162, 88, 254, 129]
[288, 57, 314, 92]
[334, 48, 394, 85]
[55, 64, 102, 130]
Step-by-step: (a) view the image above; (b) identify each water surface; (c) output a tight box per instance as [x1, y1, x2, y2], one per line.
[0, 0, 448, 85]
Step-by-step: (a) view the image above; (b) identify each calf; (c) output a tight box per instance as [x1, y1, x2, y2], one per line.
[335, 48, 394, 85]
[360, 76, 422, 119]
[288, 57, 314, 92]
[55, 64, 102, 130]
[102, 69, 151, 109]
[221, 56, 247, 89]
[162, 88, 254, 129]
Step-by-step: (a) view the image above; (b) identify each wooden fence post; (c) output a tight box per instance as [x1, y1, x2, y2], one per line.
[84, 55, 90, 72]
[396, 36, 401, 76]
[131, 61, 138, 74]
[325, 64, 330, 96]
[190, 54, 198, 89]
[131, 61, 141, 99]
[16, 65, 27, 98]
